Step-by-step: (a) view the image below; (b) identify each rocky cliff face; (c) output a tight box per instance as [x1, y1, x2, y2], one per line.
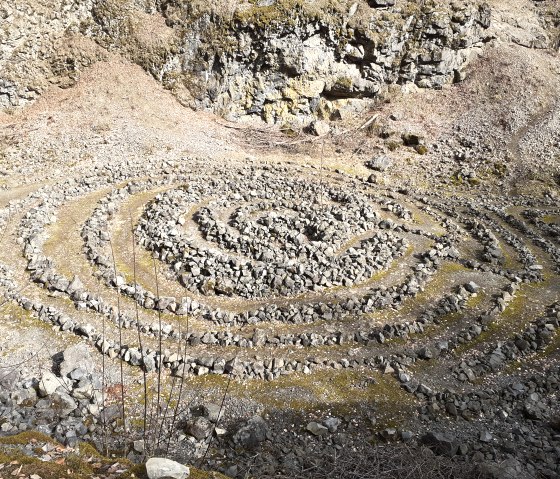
[151, 0, 492, 125]
[1, 0, 492, 124]
[0, 0, 101, 110]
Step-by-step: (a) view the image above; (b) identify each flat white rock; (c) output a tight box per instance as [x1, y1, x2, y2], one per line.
[38, 371, 60, 397]
[146, 457, 190, 479]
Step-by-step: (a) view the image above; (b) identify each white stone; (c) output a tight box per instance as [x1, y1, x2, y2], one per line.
[146, 457, 190, 479]
[38, 371, 60, 397]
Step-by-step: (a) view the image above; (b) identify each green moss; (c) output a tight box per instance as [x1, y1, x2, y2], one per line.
[542, 214, 559, 224]
[333, 76, 354, 91]
[183, 369, 416, 426]
[453, 282, 543, 355]
[491, 162, 507, 178]
[234, 1, 302, 28]
[0, 431, 57, 446]
[468, 177, 481, 186]
[0, 432, 136, 479]
[390, 261, 469, 317]
[233, 0, 350, 30]
[77, 441, 104, 458]
[414, 144, 428, 155]
[541, 328, 560, 357]
[190, 467, 231, 479]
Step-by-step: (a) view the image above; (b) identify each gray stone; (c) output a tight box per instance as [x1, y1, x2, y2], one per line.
[186, 417, 213, 440]
[368, 0, 395, 6]
[67, 276, 84, 294]
[465, 281, 480, 293]
[306, 421, 328, 436]
[476, 459, 527, 479]
[380, 428, 398, 441]
[401, 430, 413, 441]
[60, 343, 93, 378]
[68, 367, 87, 381]
[420, 431, 458, 457]
[0, 370, 19, 392]
[418, 347, 434, 360]
[365, 156, 392, 172]
[133, 440, 145, 453]
[50, 390, 77, 415]
[309, 121, 330, 137]
[202, 403, 223, 423]
[323, 417, 341, 433]
[233, 415, 268, 448]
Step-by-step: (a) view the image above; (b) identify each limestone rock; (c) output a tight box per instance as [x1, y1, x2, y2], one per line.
[309, 120, 330, 137]
[365, 156, 392, 172]
[38, 371, 60, 397]
[60, 343, 94, 378]
[146, 458, 190, 479]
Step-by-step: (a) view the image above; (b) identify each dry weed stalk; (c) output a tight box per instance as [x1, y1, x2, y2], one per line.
[108, 233, 127, 431]
[258, 442, 480, 479]
[129, 216, 149, 452]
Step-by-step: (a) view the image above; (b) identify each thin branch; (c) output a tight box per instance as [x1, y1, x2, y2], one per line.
[129, 215, 148, 451]
[197, 372, 232, 469]
[165, 311, 190, 454]
[108, 233, 126, 430]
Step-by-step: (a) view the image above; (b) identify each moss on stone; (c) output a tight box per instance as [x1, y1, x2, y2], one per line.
[0, 431, 56, 446]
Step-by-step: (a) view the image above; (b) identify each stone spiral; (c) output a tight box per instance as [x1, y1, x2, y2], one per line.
[0, 158, 558, 390]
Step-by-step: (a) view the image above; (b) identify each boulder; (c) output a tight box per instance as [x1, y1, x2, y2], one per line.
[0, 369, 19, 392]
[50, 390, 77, 416]
[465, 281, 480, 293]
[309, 120, 330, 137]
[202, 403, 223, 423]
[323, 417, 341, 433]
[476, 459, 529, 479]
[38, 371, 61, 397]
[368, 0, 395, 6]
[60, 343, 93, 378]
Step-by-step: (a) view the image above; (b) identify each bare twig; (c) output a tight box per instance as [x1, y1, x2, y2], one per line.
[164, 311, 190, 454]
[108, 234, 126, 431]
[197, 372, 232, 469]
[153, 255, 163, 450]
[98, 278, 109, 456]
[129, 215, 148, 451]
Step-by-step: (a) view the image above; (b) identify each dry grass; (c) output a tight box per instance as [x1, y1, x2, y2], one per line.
[257, 441, 480, 479]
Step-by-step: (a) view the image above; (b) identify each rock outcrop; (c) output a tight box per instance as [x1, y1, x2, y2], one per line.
[150, 0, 491, 124]
[0, 0, 103, 109]
[1, 0, 491, 125]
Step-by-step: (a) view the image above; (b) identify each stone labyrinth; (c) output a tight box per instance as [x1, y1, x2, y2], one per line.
[1, 158, 559, 408]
